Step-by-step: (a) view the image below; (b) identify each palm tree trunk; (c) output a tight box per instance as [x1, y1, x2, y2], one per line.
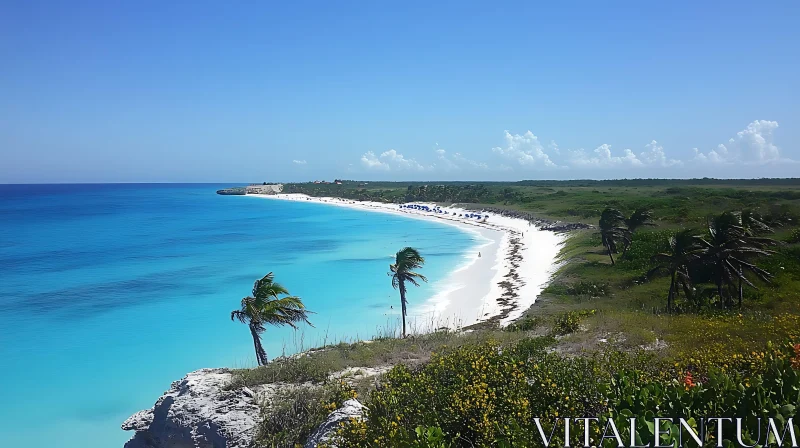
[399, 280, 407, 338]
[607, 246, 615, 266]
[738, 267, 744, 308]
[250, 324, 268, 366]
[667, 271, 676, 313]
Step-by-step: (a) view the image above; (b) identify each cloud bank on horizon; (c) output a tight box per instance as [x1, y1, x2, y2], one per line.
[349, 120, 793, 178]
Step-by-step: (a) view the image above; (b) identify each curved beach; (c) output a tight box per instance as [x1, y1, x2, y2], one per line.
[251, 193, 565, 328]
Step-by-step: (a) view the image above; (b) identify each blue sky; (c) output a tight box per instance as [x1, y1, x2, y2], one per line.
[1, 1, 798, 183]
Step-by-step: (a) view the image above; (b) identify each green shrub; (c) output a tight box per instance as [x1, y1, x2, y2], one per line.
[619, 230, 673, 272]
[604, 342, 800, 447]
[505, 315, 544, 332]
[256, 381, 356, 447]
[566, 281, 610, 297]
[551, 309, 596, 336]
[333, 337, 607, 447]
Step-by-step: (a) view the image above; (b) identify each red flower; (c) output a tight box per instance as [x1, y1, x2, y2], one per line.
[791, 344, 800, 370]
[683, 372, 696, 389]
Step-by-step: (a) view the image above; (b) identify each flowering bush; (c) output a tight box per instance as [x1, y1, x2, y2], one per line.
[605, 341, 800, 447]
[332, 338, 800, 447]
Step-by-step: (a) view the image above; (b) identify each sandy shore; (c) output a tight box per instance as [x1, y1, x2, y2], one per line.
[249, 193, 565, 329]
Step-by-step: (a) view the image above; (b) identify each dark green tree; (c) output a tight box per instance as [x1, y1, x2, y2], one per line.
[697, 212, 775, 309]
[599, 208, 631, 266]
[622, 208, 655, 255]
[389, 247, 427, 338]
[231, 272, 313, 365]
[648, 229, 702, 312]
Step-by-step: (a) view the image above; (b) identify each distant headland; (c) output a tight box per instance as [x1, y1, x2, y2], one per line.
[216, 184, 283, 195]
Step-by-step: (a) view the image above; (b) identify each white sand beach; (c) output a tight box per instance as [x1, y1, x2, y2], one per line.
[250, 193, 565, 329]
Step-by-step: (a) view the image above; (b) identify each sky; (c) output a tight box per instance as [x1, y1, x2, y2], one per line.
[1, 1, 798, 183]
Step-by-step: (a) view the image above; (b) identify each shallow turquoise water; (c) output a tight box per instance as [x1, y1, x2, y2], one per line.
[0, 184, 477, 447]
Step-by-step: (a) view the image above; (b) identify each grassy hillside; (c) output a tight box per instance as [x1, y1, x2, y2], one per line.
[244, 179, 800, 447]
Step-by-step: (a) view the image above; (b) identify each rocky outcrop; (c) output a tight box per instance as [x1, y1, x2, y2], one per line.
[304, 399, 367, 448]
[216, 188, 246, 195]
[121, 369, 261, 448]
[216, 184, 284, 196]
[245, 184, 283, 195]
[122, 364, 383, 448]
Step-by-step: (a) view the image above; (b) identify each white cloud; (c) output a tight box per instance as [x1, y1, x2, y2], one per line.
[434, 146, 458, 171]
[639, 140, 682, 167]
[491, 131, 557, 167]
[692, 144, 728, 164]
[355, 119, 787, 175]
[360, 149, 428, 171]
[292, 159, 307, 165]
[381, 149, 428, 170]
[434, 146, 488, 171]
[693, 120, 787, 164]
[732, 120, 780, 162]
[568, 144, 643, 168]
[452, 152, 488, 169]
[360, 151, 390, 170]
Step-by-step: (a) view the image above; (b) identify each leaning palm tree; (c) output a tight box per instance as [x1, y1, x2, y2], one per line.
[599, 208, 630, 266]
[735, 210, 778, 306]
[231, 272, 312, 366]
[648, 229, 702, 312]
[622, 208, 655, 255]
[697, 212, 774, 309]
[389, 247, 427, 338]
[740, 209, 772, 235]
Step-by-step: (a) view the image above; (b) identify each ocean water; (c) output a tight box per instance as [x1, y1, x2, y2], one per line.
[0, 184, 477, 448]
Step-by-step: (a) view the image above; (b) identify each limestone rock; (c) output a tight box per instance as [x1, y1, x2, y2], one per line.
[121, 368, 261, 448]
[304, 399, 366, 448]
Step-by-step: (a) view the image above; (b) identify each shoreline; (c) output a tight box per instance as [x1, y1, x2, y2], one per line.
[248, 193, 565, 328]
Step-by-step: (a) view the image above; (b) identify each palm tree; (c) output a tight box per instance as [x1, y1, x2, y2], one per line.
[741, 209, 772, 235]
[736, 210, 778, 306]
[599, 208, 630, 266]
[697, 212, 774, 309]
[389, 247, 427, 338]
[623, 208, 655, 255]
[648, 229, 702, 312]
[231, 272, 312, 366]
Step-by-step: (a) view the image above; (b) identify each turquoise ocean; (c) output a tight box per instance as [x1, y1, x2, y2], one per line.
[0, 184, 477, 447]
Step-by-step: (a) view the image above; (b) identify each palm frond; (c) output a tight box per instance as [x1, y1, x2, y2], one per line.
[234, 273, 313, 330]
[260, 296, 314, 329]
[625, 208, 655, 232]
[402, 271, 428, 287]
[231, 309, 248, 324]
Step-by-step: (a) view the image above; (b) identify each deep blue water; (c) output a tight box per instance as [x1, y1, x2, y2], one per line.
[0, 184, 476, 447]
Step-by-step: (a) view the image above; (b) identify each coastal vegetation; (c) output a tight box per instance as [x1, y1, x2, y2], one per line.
[231, 272, 313, 365]
[599, 208, 630, 265]
[230, 179, 800, 447]
[332, 338, 800, 447]
[389, 247, 428, 338]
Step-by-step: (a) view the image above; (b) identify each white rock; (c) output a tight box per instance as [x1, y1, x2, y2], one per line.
[304, 399, 367, 448]
[121, 368, 261, 448]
